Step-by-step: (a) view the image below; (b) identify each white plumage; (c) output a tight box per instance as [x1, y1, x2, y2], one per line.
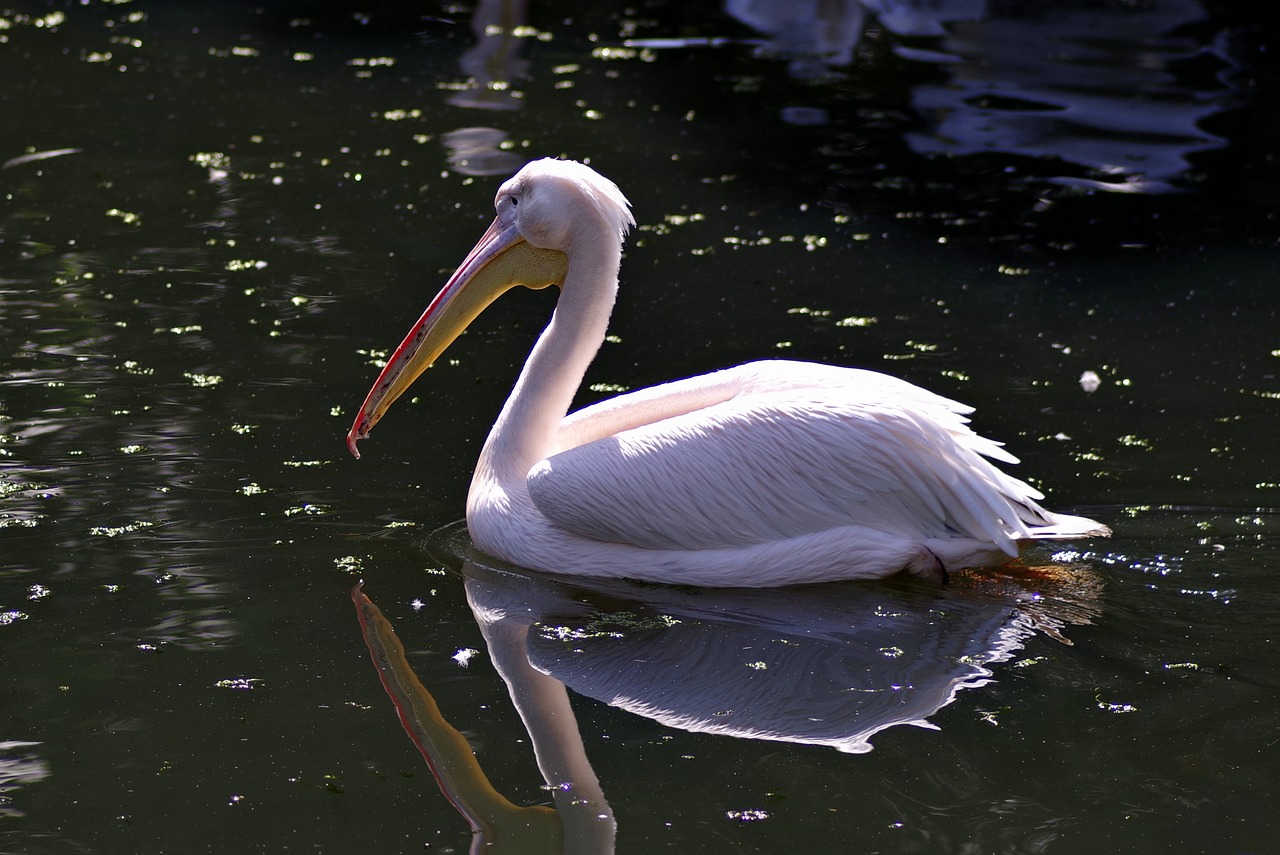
[348, 158, 1108, 586]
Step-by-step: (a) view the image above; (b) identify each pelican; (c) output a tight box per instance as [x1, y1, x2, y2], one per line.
[347, 159, 1109, 586]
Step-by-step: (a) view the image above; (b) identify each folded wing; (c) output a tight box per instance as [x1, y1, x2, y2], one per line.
[528, 361, 1053, 553]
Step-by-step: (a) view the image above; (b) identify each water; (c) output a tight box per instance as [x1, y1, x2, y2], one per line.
[2, 1, 1277, 852]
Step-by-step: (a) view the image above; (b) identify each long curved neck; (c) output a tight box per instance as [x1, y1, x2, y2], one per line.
[477, 233, 622, 488]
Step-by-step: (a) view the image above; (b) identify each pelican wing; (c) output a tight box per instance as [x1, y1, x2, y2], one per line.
[528, 361, 1049, 553]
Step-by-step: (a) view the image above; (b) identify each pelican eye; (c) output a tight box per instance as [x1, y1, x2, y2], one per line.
[497, 193, 520, 217]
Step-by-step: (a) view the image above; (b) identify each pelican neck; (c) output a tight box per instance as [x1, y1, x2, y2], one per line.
[479, 236, 623, 485]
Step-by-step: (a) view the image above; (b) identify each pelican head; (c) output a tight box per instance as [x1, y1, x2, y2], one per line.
[346, 158, 633, 458]
[498, 158, 634, 250]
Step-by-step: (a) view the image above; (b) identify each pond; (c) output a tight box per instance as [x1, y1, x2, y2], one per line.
[2, 1, 1277, 852]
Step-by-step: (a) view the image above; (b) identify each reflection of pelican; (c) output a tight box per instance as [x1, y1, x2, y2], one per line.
[724, 0, 1233, 192]
[353, 557, 1099, 849]
[459, 555, 1101, 753]
[723, 0, 987, 78]
[353, 582, 613, 855]
[726, 0, 870, 77]
[902, 0, 1233, 193]
[347, 159, 1108, 586]
[447, 0, 531, 112]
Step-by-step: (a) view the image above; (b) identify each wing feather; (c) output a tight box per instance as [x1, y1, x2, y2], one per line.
[527, 362, 1048, 553]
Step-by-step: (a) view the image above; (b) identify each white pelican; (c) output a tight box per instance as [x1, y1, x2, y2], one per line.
[347, 158, 1109, 586]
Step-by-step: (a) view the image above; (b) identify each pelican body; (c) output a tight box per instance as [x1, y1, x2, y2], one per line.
[347, 159, 1108, 587]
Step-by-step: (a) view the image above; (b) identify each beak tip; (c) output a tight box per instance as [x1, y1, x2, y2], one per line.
[345, 425, 364, 459]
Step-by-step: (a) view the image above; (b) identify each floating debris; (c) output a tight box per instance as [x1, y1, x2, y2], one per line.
[3, 147, 81, 169]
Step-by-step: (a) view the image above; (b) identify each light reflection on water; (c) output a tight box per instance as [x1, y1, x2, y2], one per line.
[1, 0, 1278, 852]
[724, 0, 1241, 191]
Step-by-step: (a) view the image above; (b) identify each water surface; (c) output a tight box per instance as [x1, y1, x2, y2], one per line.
[2, 2, 1277, 852]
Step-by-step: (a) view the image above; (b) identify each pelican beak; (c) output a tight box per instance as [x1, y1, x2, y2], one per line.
[346, 217, 567, 458]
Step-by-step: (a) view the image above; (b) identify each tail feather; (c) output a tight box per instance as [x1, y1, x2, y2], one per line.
[1023, 512, 1111, 541]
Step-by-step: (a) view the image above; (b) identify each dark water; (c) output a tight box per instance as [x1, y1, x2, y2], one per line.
[2, 1, 1277, 852]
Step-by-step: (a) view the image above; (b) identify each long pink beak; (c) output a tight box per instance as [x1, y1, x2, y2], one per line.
[346, 218, 567, 458]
